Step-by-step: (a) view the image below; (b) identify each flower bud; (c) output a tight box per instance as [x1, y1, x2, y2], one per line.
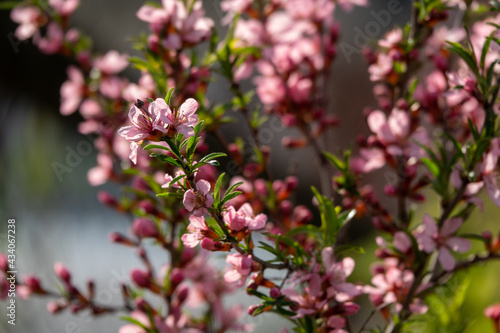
[54, 263, 71, 282]
[109, 232, 137, 246]
[98, 191, 119, 208]
[138, 200, 159, 216]
[248, 304, 260, 315]
[132, 218, 159, 238]
[47, 301, 64, 314]
[177, 285, 189, 304]
[170, 268, 184, 287]
[282, 136, 307, 148]
[23, 275, 41, 290]
[130, 269, 151, 288]
[270, 287, 281, 298]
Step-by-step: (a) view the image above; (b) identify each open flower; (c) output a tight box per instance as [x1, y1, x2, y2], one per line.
[181, 215, 210, 248]
[223, 203, 267, 232]
[481, 138, 500, 207]
[164, 98, 199, 137]
[183, 180, 214, 216]
[224, 253, 253, 286]
[118, 99, 170, 164]
[414, 214, 470, 271]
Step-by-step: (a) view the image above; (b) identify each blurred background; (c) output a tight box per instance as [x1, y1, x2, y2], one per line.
[0, 0, 499, 332]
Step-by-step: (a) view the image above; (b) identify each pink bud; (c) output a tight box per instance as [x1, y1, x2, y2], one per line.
[280, 200, 293, 217]
[132, 218, 158, 238]
[170, 268, 184, 286]
[281, 136, 307, 148]
[285, 176, 298, 192]
[109, 232, 136, 246]
[54, 263, 71, 282]
[254, 179, 268, 196]
[23, 275, 41, 290]
[98, 191, 119, 208]
[177, 285, 189, 304]
[47, 301, 63, 314]
[200, 238, 217, 251]
[281, 114, 296, 127]
[248, 304, 260, 315]
[130, 269, 151, 288]
[138, 201, 159, 216]
[0, 254, 7, 271]
[384, 184, 397, 196]
[293, 205, 312, 224]
[270, 287, 281, 298]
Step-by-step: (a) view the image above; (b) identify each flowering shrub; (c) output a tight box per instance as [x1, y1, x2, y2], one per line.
[3, 0, 500, 332]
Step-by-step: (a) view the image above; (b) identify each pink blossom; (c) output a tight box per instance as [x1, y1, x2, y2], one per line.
[181, 215, 209, 248]
[10, 6, 45, 40]
[94, 51, 129, 75]
[49, 0, 80, 16]
[163, 98, 199, 137]
[118, 99, 170, 164]
[350, 148, 386, 173]
[282, 273, 327, 317]
[414, 214, 471, 271]
[378, 29, 402, 49]
[34, 22, 63, 54]
[223, 203, 267, 231]
[255, 75, 286, 105]
[224, 253, 253, 286]
[336, 0, 368, 11]
[485, 304, 500, 332]
[287, 73, 312, 103]
[368, 53, 393, 82]
[183, 180, 214, 216]
[87, 154, 113, 186]
[365, 265, 427, 314]
[481, 138, 500, 206]
[284, 0, 335, 23]
[367, 108, 428, 158]
[99, 76, 127, 99]
[322, 247, 361, 302]
[60, 66, 85, 115]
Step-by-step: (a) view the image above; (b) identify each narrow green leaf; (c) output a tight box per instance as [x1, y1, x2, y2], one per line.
[165, 87, 175, 104]
[285, 225, 323, 238]
[420, 157, 440, 179]
[144, 144, 171, 151]
[157, 192, 183, 198]
[150, 153, 182, 167]
[214, 172, 225, 210]
[168, 174, 186, 188]
[324, 152, 345, 171]
[200, 152, 227, 163]
[221, 191, 242, 206]
[446, 42, 479, 77]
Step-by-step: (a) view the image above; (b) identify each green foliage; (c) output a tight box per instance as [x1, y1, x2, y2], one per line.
[311, 186, 356, 246]
[407, 275, 472, 333]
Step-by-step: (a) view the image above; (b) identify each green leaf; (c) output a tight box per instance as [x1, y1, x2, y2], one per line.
[168, 174, 186, 188]
[150, 153, 182, 167]
[480, 33, 494, 72]
[324, 152, 345, 171]
[446, 42, 479, 77]
[285, 225, 323, 238]
[221, 191, 242, 206]
[420, 157, 440, 179]
[199, 152, 227, 163]
[0, 1, 20, 9]
[334, 244, 365, 256]
[311, 186, 339, 244]
[165, 87, 175, 104]
[144, 144, 171, 152]
[119, 316, 149, 330]
[213, 173, 225, 210]
[157, 192, 183, 198]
